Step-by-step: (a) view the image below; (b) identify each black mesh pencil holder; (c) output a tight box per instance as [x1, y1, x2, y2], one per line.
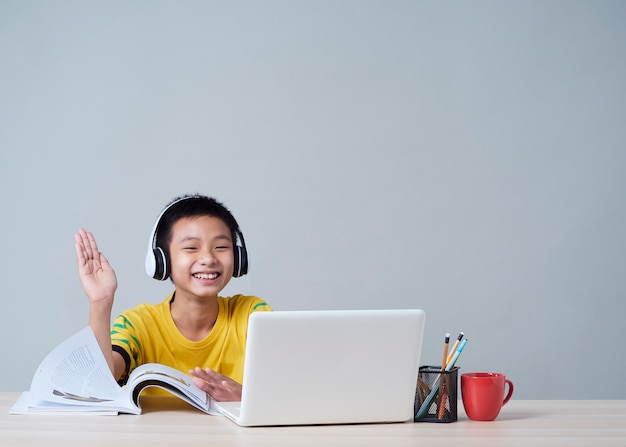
[414, 365, 459, 423]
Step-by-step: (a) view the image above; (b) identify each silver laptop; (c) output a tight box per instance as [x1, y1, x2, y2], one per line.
[214, 309, 425, 426]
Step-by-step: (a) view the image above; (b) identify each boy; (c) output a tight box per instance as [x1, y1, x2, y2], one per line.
[75, 194, 271, 402]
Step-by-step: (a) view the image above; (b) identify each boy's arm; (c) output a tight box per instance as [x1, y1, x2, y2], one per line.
[89, 300, 127, 380]
[75, 229, 125, 379]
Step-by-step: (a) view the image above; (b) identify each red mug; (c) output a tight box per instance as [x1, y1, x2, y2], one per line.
[461, 372, 514, 421]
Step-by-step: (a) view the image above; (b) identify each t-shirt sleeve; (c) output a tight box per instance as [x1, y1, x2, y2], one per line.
[250, 297, 272, 313]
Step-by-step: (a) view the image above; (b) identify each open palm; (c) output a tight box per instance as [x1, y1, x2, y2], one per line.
[75, 229, 118, 303]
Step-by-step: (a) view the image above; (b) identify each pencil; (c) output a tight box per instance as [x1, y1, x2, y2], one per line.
[445, 338, 467, 371]
[441, 333, 450, 372]
[417, 377, 429, 403]
[446, 332, 464, 366]
[437, 380, 448, 419]
[438, 333, 450, 418]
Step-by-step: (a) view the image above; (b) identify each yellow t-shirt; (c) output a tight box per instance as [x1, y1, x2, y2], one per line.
[110, 293, 271, 386]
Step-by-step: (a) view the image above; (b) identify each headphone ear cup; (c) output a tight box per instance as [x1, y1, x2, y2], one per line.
[153, 247, 169, 281]
[233, 246, 241, 278]
[145, 249, 157, 278]
[233, 245, 248, 278]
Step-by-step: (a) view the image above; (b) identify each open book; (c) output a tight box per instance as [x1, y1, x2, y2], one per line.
[10, 327, 218, 415]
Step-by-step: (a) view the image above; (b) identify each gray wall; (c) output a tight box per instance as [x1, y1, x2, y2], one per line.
[1, 1, 624, 399]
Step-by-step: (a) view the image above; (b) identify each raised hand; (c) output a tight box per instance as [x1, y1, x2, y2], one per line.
[75, 229, 118, 305]
[190, 367, 243, 402]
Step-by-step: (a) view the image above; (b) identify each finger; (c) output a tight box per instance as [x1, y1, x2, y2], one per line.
[75, 229, 94, 262]
[84, 230, 100, 260]
[189, 368, 218, 391]
[191, 366, 220, 381]
[204, 369, 239, 392]
[98, 251, 112, 270]
[209, 378, 242, 402]
[202, 367, 222, 379]
[75, 232, 86, 265]
[189, 366, 209, 379]
[75, 230, 92, 269]
[191, 376, 213, 394]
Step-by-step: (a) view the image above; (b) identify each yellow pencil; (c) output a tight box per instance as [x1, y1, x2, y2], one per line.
[446, 332, 464, 367]
[438, 333, 450, 419]
[441, 333, 450, 372]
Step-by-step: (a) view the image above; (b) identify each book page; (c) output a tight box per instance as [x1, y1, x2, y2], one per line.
[10, 392, 118, 415]
[28, 327, 130, 410]
[127, 363, 216, 414]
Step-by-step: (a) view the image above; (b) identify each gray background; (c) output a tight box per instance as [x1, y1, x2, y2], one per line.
[1, 1, 624, 399]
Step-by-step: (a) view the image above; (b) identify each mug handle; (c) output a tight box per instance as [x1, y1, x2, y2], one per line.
[502, 379, 514, 406]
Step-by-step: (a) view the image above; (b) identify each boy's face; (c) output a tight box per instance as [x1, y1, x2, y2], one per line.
[168, 215, 234, 300]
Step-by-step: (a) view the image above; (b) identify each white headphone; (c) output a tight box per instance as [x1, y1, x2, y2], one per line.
[145, 196, 248, 281]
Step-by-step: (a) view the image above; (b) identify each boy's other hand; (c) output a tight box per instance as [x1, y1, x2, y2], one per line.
[190, 367, 243, 402]
[75, 229, 118, 305]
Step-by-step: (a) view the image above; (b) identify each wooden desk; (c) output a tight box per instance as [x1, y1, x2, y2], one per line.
[2, 392, 625, 446]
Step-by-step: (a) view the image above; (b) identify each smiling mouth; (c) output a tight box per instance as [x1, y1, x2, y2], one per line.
[192, 273, 219, 280]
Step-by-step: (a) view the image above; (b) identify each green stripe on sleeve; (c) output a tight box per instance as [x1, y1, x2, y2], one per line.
[252, 301, 269, 311]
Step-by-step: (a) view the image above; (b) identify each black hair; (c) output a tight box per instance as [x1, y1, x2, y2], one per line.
[155, 194, 241, 255]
